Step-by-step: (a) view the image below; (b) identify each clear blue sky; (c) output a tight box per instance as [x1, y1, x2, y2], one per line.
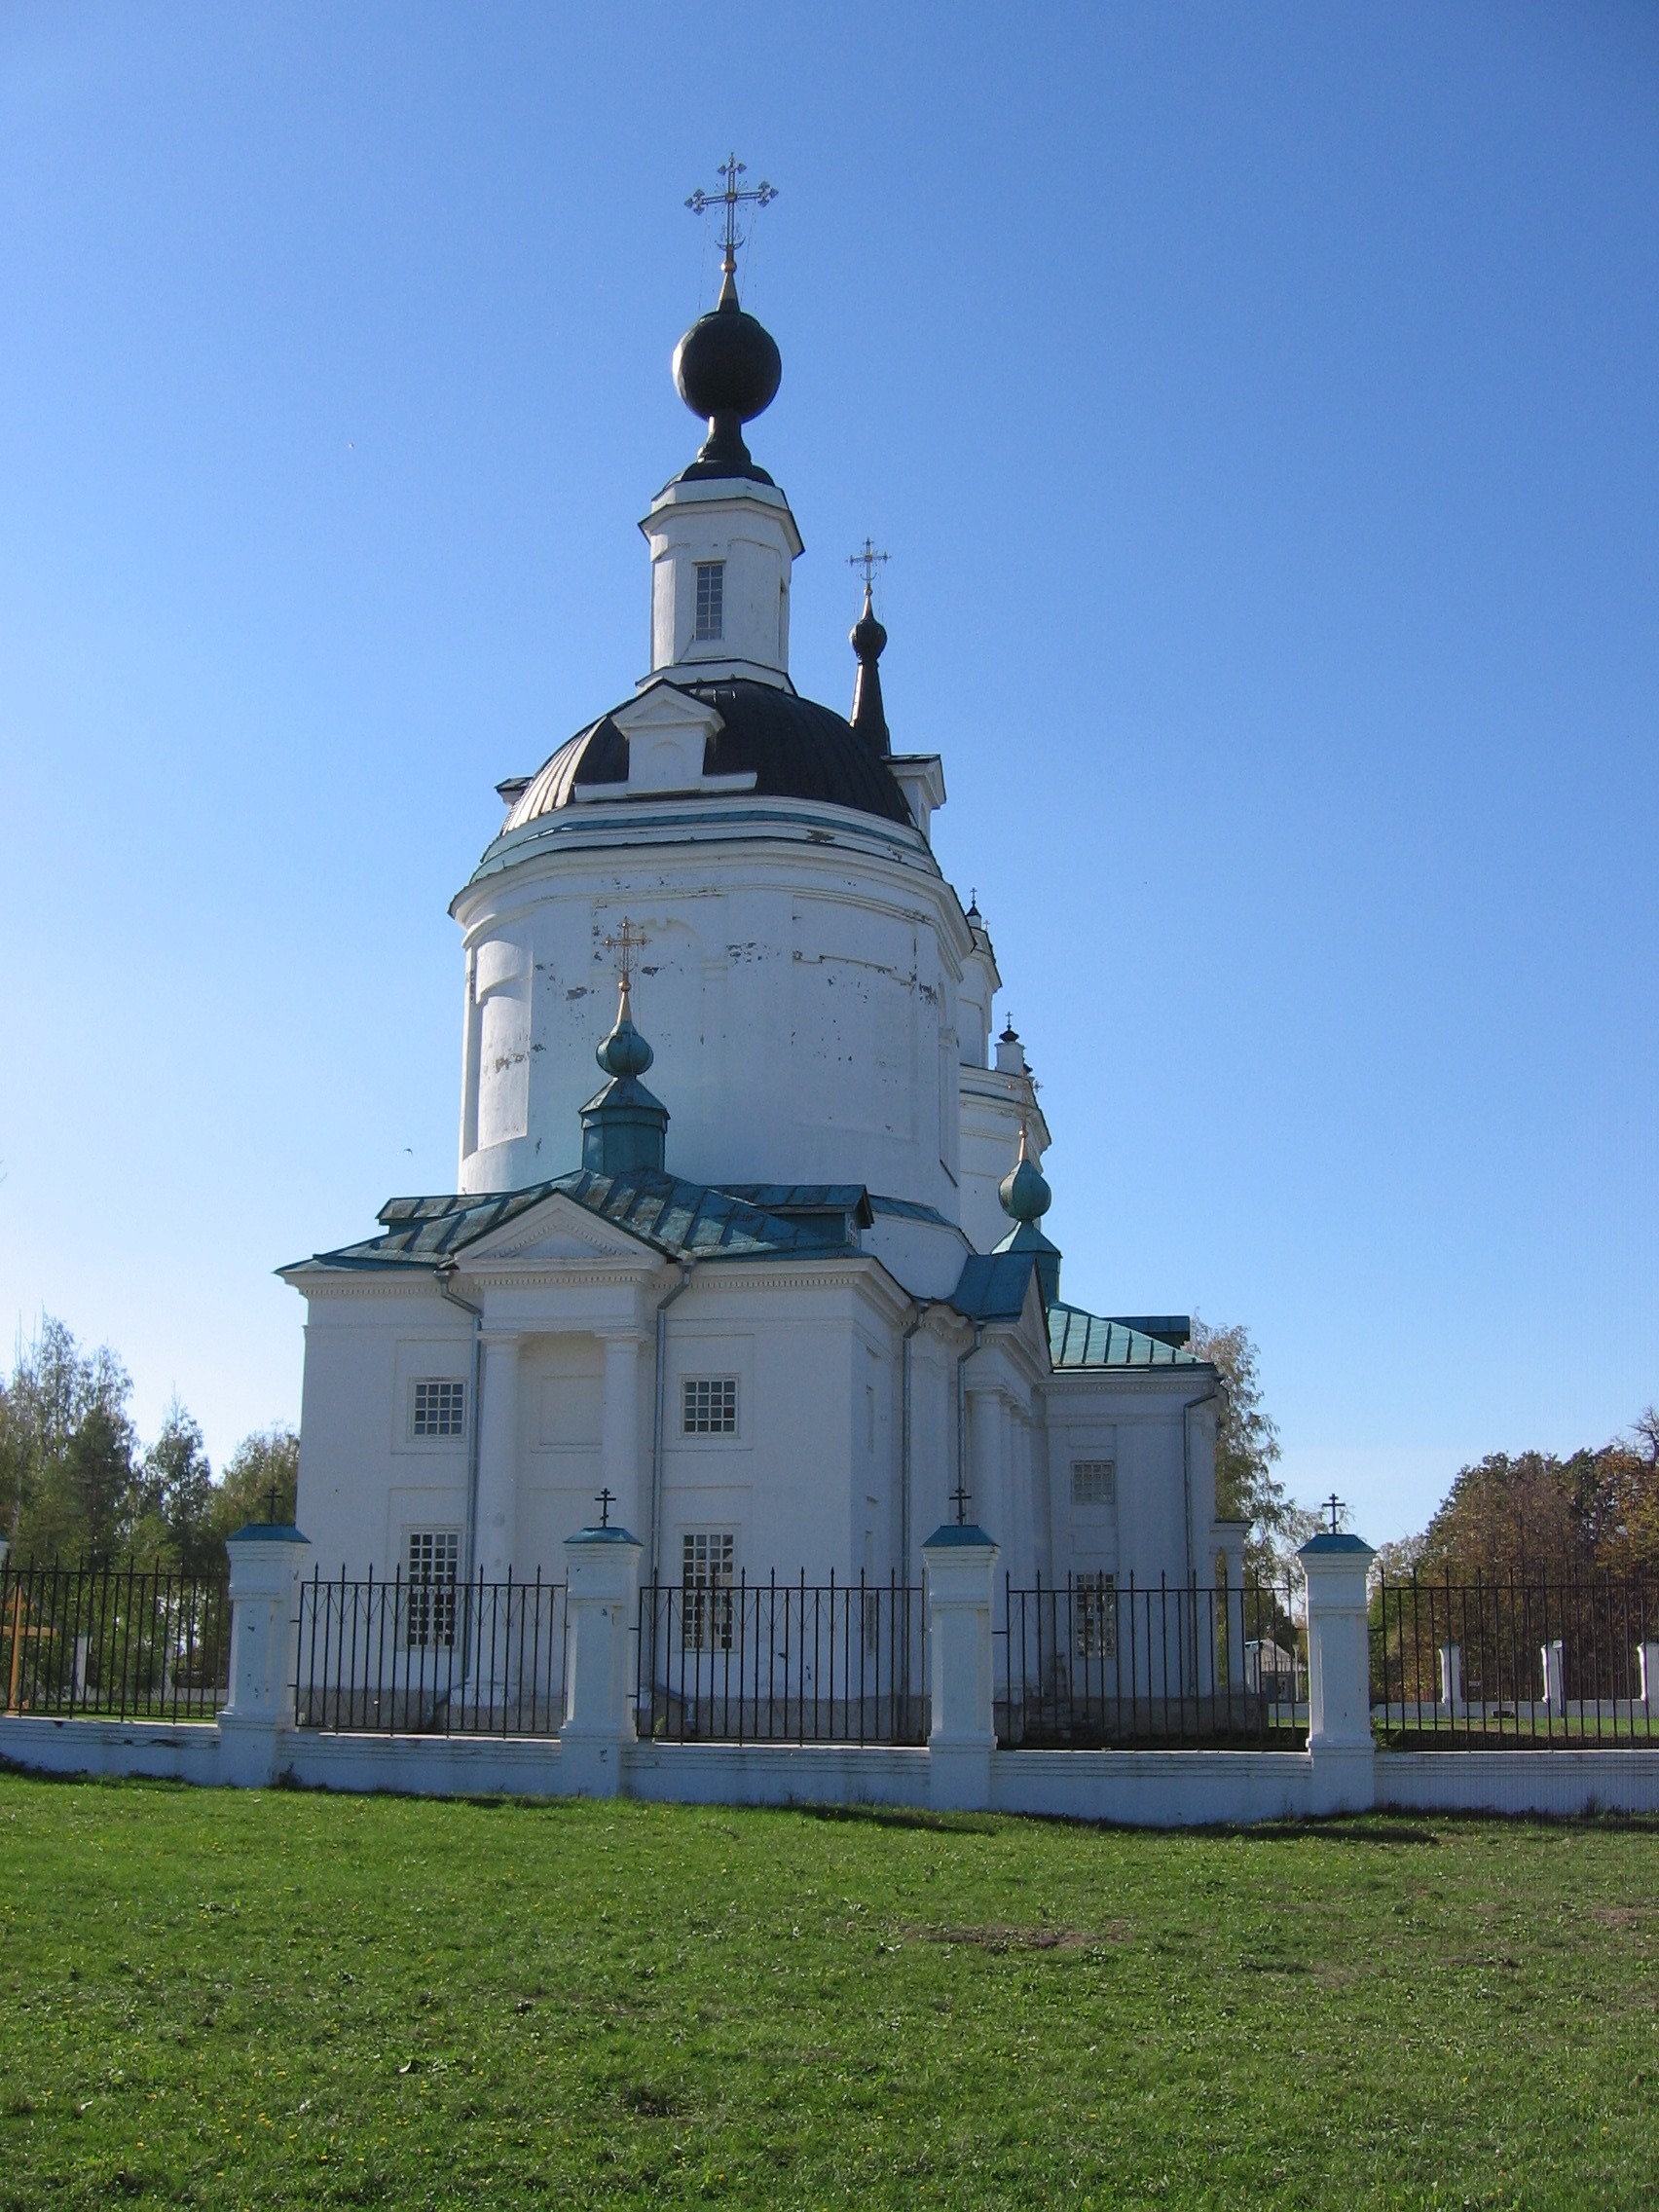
[1, 3, 1654, 1541]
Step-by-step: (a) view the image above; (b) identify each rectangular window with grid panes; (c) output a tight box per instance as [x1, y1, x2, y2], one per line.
[406, 1529, 460, 1650]
[1074, 1570, 1117, 1661]
[682, 1377, 737, 1436]
[1071, 1457, 1116, 1509]
[681, 1530, 735, 1652]
[693, 561, 724, 642]
[412, 1379, 466, 1439]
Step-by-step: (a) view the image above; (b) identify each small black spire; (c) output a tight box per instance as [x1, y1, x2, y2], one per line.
[849, 582, 891, 756]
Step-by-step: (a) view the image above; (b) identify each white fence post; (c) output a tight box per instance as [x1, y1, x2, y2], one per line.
[560, 1524, 644, 1798]
[922, 1524, 999, 1812]
[1540, 1639, 1565, 1710]
[219, 1523, 310, 1786]
[1438, 1641, 1463, 1716]
[1640, 1642, 1659, 1712]
[1298, 1530, 1377, 1814]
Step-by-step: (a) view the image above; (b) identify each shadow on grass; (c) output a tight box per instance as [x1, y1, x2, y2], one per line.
[793, 1802, 997, 1834]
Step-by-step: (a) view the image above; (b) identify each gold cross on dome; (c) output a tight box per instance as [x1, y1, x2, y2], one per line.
[848, 537, 889, 593]
[602, 917, 649, 992]
[686, 153, 778, 273]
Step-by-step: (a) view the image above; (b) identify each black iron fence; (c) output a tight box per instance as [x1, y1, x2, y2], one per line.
[635, 1573, 927, 1745]
[293, 1568, 568, 1736]
[1371, 1572, 1659, 1747]
[998, 1574, 1308, 1749]
[0, 1560, 230, 1720]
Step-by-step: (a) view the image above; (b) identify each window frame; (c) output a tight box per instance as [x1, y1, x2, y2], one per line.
[411, 1378, 467, 1442]
[680, 1528, 736, 1653]
[405, 1528, 461, 1651]
[1070, 1456, 1117, 1511]
[693, 560, 725, 643]
[681, 1376, 739, 1438]
[1073, 1569, 1118, 1662]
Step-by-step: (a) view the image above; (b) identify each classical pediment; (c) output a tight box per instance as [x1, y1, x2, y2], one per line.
[460, 1193, 658, 1270]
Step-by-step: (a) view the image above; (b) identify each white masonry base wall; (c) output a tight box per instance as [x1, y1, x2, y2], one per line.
[8, 1717, 1659, 1825]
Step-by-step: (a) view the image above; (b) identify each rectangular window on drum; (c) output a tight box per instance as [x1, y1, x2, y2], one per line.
[693, 561, 724, 642]
[406, 1529, 460, 1650]
[1071, 1457, 1116, 1510]
[1074, 1571, 1117, 1661]
[682, 1377, 738, 1435]
[413, 1379, 466, 1439]
[681, 1530, 735, 1652]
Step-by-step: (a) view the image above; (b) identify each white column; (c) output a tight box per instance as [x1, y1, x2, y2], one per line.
[474, 1334, 522, 1583]
[598, 1332, 645, 1536]
[966, 1382, 1001, 1547]
[220, 1525, 311, 1787]
[1640, 1642, 1659, 1711]
[560, 1525, 644, 1798]
[1439, 1641, 1463, 1715]
[923, 1522, 999, 1812]
[1540, 1639, 1565, 1709]
[1299, 1531, 1377, 1814]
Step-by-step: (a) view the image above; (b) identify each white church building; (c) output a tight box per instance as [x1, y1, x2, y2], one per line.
[281, 200, 1234, 1630]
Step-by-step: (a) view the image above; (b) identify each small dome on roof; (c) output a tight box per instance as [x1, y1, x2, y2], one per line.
[999, 1124, 1051, 1224]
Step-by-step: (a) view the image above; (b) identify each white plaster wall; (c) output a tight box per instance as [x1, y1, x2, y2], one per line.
[1043, 1376, 1213, 1589]
[15, 1718, 1659, 1822]
[454, 820, 971, 1220]
[295, 1287, 473, 1577]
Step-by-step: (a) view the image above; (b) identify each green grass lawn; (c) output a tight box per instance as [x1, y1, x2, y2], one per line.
[0, 1776, 1653, 2209]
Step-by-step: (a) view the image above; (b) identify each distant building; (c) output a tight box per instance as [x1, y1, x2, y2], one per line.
[281, 216, 1237, 1615]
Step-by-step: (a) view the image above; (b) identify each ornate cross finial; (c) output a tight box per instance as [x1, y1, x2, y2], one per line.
[848, 537, 889, 596]
[1322, 1493, 1345, 1535]
[950, 1479, 972, 1528]
[596, 1487, 616, 1530]
[602, 917, 649, 993]
[686, 153, 778, 276]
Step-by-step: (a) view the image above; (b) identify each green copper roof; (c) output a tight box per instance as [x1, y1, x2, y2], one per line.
[284, 1168, 857, 1276]
[950, 1251, 1042, 1323]
[1048, 1303, 1206, 1370]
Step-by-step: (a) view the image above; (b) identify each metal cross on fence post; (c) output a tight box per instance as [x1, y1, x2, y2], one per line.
[686, 153, 778, 278]
[950, 1481, 972, 1529]
[595, 1488, 615, 1530]
[1322, 1493, 1346, 1535]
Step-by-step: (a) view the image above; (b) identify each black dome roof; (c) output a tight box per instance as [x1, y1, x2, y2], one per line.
[503, 681, 913, 830]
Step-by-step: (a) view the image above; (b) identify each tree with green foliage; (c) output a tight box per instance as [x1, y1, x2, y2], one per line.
[2, 1318, 299, 1570]
[2, 1317, 139, 1563]
[136, 1401, 220, 1573]
[1189, 1317, 1316, 1577]
[207, 1424, 299, 1545]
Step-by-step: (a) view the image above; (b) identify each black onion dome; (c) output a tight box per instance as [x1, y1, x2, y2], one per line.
[671, 276, 783, 484]
[502, 681, 913, 830]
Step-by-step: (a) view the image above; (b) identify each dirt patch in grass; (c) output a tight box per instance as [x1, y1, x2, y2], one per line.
[907, 1920, 1130, 1952]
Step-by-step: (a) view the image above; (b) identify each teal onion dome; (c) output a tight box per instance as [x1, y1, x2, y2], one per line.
[596, 984, 654, 1080]
[999, 1124, 1051, 1224]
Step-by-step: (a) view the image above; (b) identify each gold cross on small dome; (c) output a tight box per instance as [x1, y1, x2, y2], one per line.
[602, 917, 649, 992]
[848, 538, 889, 593]
[686, 153, 778, 274]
